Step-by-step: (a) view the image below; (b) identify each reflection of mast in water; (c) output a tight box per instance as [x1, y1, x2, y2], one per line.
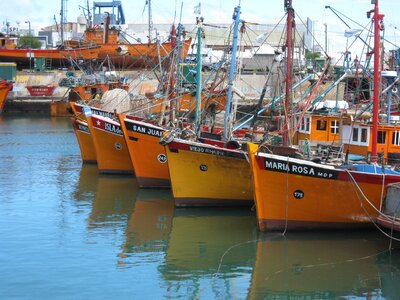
[88, 174, 138, 230]
[248, 231, 388, 299]
[117, 189, 174, 267]
[377, 247, 400, 299]
[161, 208, 257, 299]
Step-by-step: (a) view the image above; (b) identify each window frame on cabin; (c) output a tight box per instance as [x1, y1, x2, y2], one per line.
[377, 131, 386, 144]
[361, 128, 368, 143]
[316, 120, 327, 131]
[330, 120, 339, 134]
[392, 131, 400, 146]
[352, 128, 359, 142]
[297, 116, 311, 134]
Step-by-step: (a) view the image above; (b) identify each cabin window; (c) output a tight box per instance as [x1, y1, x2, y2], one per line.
[392, 131, 400, 146]
[330, 120, 339, 134]
[352, 128, 359, 142]
[298, 116, 311, 134]
[316, 120, 327, 131]
[361, 128, 368, 143]
[377, 131, 386, 144]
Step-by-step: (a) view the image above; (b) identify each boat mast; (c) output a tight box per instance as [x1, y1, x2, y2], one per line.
[60, 0, 68, 44]
[148, 0, 153, 44]
[195, 16, 203, 132]
[283, 0, 294, 146]
[371, 0, 384, 161]
[224, 5, 241, 140]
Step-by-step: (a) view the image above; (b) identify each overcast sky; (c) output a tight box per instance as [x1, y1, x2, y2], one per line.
[2, 0, 400, 59]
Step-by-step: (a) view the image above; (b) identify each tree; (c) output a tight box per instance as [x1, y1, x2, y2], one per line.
[18, 35, 42, 49]
[305, 52, 321, 60]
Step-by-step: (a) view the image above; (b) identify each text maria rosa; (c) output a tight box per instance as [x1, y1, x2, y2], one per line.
[264, 159, 337, 179]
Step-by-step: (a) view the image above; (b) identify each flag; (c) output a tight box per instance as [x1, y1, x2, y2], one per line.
[194, 2, 201, 15]
[344, 29, 362, 38]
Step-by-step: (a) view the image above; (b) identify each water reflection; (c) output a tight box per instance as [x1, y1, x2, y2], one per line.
[73, 164, 99, 204]
[88, 173, 137, 229]
[162, 207, 257, 299]
[248, 231, 391, 299]
[377, 247, 400, 299]
[118, 189, 174, 266]
[71, 162, 400, 299]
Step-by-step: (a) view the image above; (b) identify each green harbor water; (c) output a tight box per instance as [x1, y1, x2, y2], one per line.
[1, 115, 400, 299]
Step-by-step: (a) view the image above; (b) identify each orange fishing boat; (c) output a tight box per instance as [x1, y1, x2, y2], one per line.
[247, 142, 400, 231]
[0, 79, 12, 113]
[159, 5, 255, 206]
[246, 0, 400, 232]
[85, 109, 134, 174]
[0, 34, 100, 68]
[0, 12, 191, 70]
[164, 138, 253, 206]
[118, 115, 169, 188]
[89, 14, 191, 69]
[71, 117, 97, 163]
[70, 102, 115, 164]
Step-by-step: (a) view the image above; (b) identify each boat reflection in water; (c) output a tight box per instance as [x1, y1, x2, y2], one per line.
[72, 164, 400, 298]
[162, 207, 257, 299]
[248, 231, 391, 299]
[118, 189, 175, 266]
[87, 173, 137, 231]
[377, 247, 400, 299]
[73, 164, 99, 204]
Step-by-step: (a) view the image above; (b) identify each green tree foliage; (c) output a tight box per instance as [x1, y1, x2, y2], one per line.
[305, 52, 321, 60]
[18, 35, 42, 49]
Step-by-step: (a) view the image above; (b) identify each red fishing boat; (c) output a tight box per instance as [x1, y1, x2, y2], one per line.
[26, 85, 56, 97]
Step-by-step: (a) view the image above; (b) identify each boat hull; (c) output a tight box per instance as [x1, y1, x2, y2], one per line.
[0, 47, 100, 68]
[247, 143, 400, 231]
[118, 115, 170, 188]
[71, 117, 97, 163]
[165, 139, 253, 206]
[86, 113, 134, 174]
[0, 80, 12, 113]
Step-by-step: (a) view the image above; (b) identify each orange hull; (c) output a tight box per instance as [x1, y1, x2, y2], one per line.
[247, 143, 400, 231]
[0, 47, 100, 66]
[86, 112, 134, 174]
[119, 114, 170, 188]
[96, 38, 192, 68]
[71, 117, 97, 163]
[0, 81, 12, 113]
